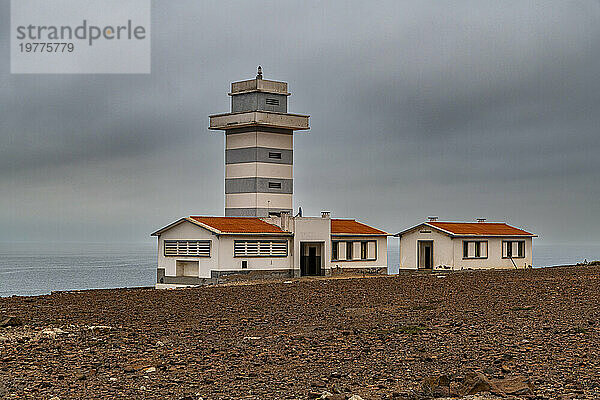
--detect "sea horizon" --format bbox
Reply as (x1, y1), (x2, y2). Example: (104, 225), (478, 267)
(1, 241), (599, 297)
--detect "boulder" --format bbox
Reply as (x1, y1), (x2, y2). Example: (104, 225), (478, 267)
(494, 375), (534, 395)
(421, 374), (452, 398)
(458, 372), (502, 396)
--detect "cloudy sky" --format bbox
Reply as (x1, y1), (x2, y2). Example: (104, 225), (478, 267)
(1, 1), (599, 245)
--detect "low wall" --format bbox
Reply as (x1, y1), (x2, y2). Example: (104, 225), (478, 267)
(157, 268), (296, 286)
(329, 266), (388, 276)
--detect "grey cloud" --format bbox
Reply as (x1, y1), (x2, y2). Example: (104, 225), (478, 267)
(1, 0), (599, 244)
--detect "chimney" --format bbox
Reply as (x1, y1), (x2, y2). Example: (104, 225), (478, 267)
(428, 216), (438, 222)
(280, 210), (291, 231)
(321, 211), (331, 219)
(477, 218), (486, 223)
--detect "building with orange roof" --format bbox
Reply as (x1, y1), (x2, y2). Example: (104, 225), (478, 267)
(151, 69), (389, 287)
(395, 217), (537, 271)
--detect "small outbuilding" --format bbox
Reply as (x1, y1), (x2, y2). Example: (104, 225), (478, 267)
(396, 217), (537, 271)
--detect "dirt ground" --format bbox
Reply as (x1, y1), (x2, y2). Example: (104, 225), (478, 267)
(1, 265), (599, 399)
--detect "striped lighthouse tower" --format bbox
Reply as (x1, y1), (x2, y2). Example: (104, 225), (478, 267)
(209, 67), (310, 217)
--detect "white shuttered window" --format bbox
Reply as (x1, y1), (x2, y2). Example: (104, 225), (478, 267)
(234, 240), (288, 257)
(164, 240), (211, 257)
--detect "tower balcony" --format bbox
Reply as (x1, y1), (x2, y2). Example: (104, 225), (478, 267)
(209, 111), (310, 131)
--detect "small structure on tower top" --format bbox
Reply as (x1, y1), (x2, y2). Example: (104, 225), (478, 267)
(256, 66), (262, 79)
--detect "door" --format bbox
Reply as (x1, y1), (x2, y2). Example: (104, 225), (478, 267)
(300, 243), (322, 276)
(418, 241), (433, 269)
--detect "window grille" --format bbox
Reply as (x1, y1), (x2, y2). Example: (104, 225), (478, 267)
(164, 240), (210, 257)
(234, 240), (288, 257)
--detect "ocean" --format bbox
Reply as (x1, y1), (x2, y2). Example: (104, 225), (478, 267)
(1, 242), (599, 297)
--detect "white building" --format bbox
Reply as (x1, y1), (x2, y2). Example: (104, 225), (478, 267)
(151, 212), (388, 287)
(396, 217), (537, 271)
(151, 68), (389, 287)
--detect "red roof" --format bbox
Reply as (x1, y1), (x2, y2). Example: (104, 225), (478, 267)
(190, 217), (287, 234)
(428, 222), (534, 236)
(331, 219), (388, 235)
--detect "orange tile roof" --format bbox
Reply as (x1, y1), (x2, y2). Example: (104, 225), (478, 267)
(190, 216), (287, 234)
(331, 219), (388, 235)
(428, 222), (534, 236)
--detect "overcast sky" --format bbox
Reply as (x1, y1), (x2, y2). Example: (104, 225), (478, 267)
(1, 1), (599, 245)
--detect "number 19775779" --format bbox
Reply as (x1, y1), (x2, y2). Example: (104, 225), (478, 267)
(19, 42), (74, 52)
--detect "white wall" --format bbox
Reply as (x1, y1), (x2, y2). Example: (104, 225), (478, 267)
(226, 163), (293, 179)
(225, 131), (293, 150)
(158, 221), (218, 278)
(292, 217), (331, 273)
(158, 220), (296, 277)
(399, 224), (533, 270)
(331, 236), (388, 270)
(451, 237), (533, 269)
(399, 225), (454, 270)
(216, 235), (293, 271)
(226, 193), (292, 209)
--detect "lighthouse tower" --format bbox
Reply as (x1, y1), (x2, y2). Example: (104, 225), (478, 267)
(209, 67), (310, 217)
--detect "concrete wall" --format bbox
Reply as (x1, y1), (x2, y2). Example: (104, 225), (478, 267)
(157, 221), (218, 279)
(216, 235), (293, 271)
(399, 224), (533, 270)
(292, 217), (331, 275)
(451, 237), (533, 269)
(226, 163), (293, 180)
(232, 92), (288, 113)
(226, 130), (293, 150)
(157, 220), (295, 282)
(399, 226), (453, 270)
(226, 193), (292, 210)
(225, 177), (293, 194)
(225, 129), (294, 217)
(330, 236), (388, 271)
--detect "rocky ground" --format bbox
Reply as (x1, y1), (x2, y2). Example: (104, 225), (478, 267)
(1, 265), (599, 399)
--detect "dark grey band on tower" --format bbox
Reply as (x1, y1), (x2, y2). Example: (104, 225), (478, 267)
(226, 147), (293, 165)
(226, 208), (293, 217)
(226, 177), (293, 194)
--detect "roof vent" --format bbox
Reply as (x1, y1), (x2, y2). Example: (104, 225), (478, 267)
(321, 211), (331, 219)
(428, 216), (438, 222)
(477, 218), (486, 223)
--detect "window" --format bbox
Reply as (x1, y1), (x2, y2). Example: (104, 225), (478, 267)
(265, 98), (280, 105)
(518, 241), (525, 258)
(333, 240), (376, 261)
(268, 182), (282, 189)
(462, 241), (487, 259)
(234, 240), (288, 257)
(268, 152), (282, 159)
(346, 241), (353, 260)
(361, 242), (368, 260)
(164, 240), (210, 257)
(503, 240), (525, 258)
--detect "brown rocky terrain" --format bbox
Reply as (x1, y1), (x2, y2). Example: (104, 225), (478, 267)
(1, 265), (599, 399)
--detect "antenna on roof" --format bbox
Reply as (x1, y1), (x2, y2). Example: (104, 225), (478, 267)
(256, 66), (263, 79)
